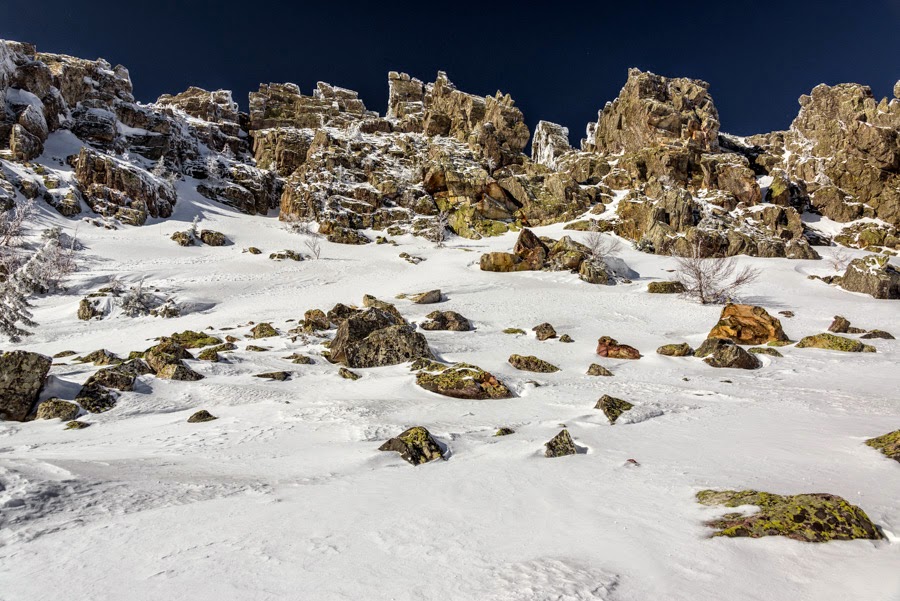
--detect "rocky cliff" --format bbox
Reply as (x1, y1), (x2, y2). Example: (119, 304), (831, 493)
(2, 38), (898, 256)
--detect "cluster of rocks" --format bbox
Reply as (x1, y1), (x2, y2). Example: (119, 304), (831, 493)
(4, 38), (897, 271)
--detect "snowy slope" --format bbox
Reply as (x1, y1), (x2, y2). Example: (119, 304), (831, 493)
(1, 164), (899, 601)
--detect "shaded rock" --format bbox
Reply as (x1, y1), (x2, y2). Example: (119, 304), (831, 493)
(596, 336), (641, 359)
(860, 330), (895, 340)
(65, 420), (90, 430)
(708, 304), (789, 345)
(378, 426), (444, 466)
(796, 333), (875, 353)
(508, 354), (559, 373)
(245, 345), (268, 352)
(559, 334), (574, 343)
(494, 427), (515, 437)
(35, 398), (80, 421)
(157, 363), (204, 381)
(595, 395), (634, 424)
(197, 349), (219, 362)
(697, 489), (883, 542)
(866, 430), (900, 463)
(533, 322), (557, 341)
(324, 224), (371, 245)
(828, 315), (851, 333)
(77, 298), (101, 320)
(415, 362), (512, 400)
(199, 230), (227, 246)
(421, 310), (471, 332)
(52, 351), (77, 359)
(286, 353), (314, 365)
(749, 347), (783, 357)
(694, 337), (733, 358)
(657, 343), (694, 357)
(254, 371), (291, 381)
(251, 323), (279, 338)
(75, 382), (118, 413)
(87, 359), (151, 391)
(544, 429), (577, 458)
(338, 367), (360, 380)
(145, 339), (194, 373)
(171, 231), (193, 246)
(503, 328), (526, 335)
(586, 364), (613, 377)
(168, 330), (222, 349)
(187, 410), (217, 423)
(302, 309), (330, 331)
(269, 250), (303, 261)
(0, 350), (52, 421)
(75, 349), (121, 366)
(703, 342), (762, 369)
(838, 255), (900, 299)
(411, 289), (442, 304)
(648, 281), (685, 294)
(329, 309), (431, 368)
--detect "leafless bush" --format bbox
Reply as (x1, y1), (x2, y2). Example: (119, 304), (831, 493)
(120, 278), (155, 317)
(675, 238), (760, 304)
(433, 211), (450, 248)
(828, 246), (852, 272)
(0, 198), (36, 248)
(304, 235), (322, 260)
(584, 226), (621, 267)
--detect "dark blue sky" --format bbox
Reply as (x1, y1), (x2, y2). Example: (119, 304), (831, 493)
(2, 1), (898, 143)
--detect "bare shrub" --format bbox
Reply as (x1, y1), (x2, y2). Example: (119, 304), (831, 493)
(584, 225), (621, 268)
(433, 210), (450, 248)
(304, 235), (322, 260)
(675, 238), (760, 304)
(828, 246), (852, 272)
(0, 198), (36, 248)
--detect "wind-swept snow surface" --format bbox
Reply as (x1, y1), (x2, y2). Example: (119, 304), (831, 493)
(1, 183), (899, 601)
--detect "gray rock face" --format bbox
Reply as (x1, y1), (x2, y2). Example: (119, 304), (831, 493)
(838, 255), (900, 299)
(0, 350), (52, 421)
(328, 308), (432, 368)
(702, 341), (762, 370)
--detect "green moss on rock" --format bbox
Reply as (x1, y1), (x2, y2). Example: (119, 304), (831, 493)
(167, 330), (222, 349)
(378, 426), (444, 465)
(796, 333), (876, 353)
(595, 395), (634, 424)
(508, 354), (560, 373)
(749, 347), (783, 357)
(415, 362), (512, 400)
(865, 430), (900, 463)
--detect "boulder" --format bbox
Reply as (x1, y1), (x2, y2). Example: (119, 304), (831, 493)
(595, 395), (634, 424)
(75, 382), (118, 413)
(532, 322), (557, 341)
(302, 309), (330, 331)
(749, 347), (783, 357)
(199, 230), (227, 246)
(329, 308), (432, 368)
(707, 304), (789, 345)
(254, 371), (292, 381)
(156, 363), (204, 381)
(251, 323), (278, 338)
(544, 429), (577, 458)
(860, 330), (894, 340)
(338, 367), (360, 380)
(656, 343), (694, 357)
(145, 339), (194, 373)
(415, 361), (512, 400)
(596, 336), (641, 359)
(838, 256), (900, 299)
(648, 281), (685, 294)
(508, 354), (559, 373)
(586, 364), (613, 377)
(35, 398), (80, 421)
(866, 430), (900, 463)
(411, 289), (442, 304)
(168, 331), (222, 349)
(187, 410), (217, 423)
(420, 311), (472, 332)
(494, 427), (515, 436)
(828, 315), (851, 333)
(795, 333), (875, 353)
(0, 350), (52, 421)
(697, 489), (883, 542)
(378, 426), (444, 466)
(703, 342), (762, 369)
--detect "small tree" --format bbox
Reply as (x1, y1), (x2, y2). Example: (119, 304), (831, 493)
(206, 154), (220, 179)
(828, 246), (852, 272)
(304, 234), (322, 260)
(151, 157), (168, 179)
(0, 198), (36, 248)
(433, 211), (450, 248)
(190, 215), (201, 240)
(584, 224), (621, 269)
(675, 238), (760, 304)
(120, 278), (154, 317)
(0, 267), (36, 342)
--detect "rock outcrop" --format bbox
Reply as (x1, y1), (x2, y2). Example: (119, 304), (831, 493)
(328, 307), (432, 368)
(707, 304), (789, 345)
(0, 350), (52, 421)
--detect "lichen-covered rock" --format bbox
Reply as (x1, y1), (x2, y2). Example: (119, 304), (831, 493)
(749, 347), (783, 357)
(75, 349), (121, 366)
(171, 231), (193, 246)
(77, 298), (101, 320)
(494, 427), (515, 437)
(199, 230), (227, 246)
(378, 426), (444, 466)
(420, 310), (472, 332)
(866, 430), (900, 463)
(410, 289), (442, 304)
(479, 229), (550, 272)
(145, 339), (194, 374)
(254, 371), (291, 381)
(302, 309), (330, 331)
(0, 350), (52, 421)
(35, 398), (80, 421)
(837, 255), (900, 299)
(75, 382), (118, 413)
(86, 359), (151, 391)
(544, 429), (577, 458)
(596, 336), (641, 359)
(329, 308), (432, 368)
(559, 334), (574, 343)
(697, 489), (883, 542)
(648, 281), (685, 294)
(703, 342), (762, 369)
(156, 363), (204, 381)
(168, 330), (222, 349)
(795, 333), (876, 353)
(251, 323), (278, 339)
(187, 410), (217, 423)
(595, 395), (634, 424)
(828, 315), (852, 333)
(65, 420), (90, 430)
(508, 354), (560, 373)
(656, 343), (694, 357)
(337, 367), (360, 380)
(415, 362), (512, 400)
(860, 330), (895, 340)
(707, 304), (789, 345)
(586, 364), (613, 377)
(533, 322), (557, 341)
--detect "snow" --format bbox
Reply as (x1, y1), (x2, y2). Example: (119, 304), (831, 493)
(0, 164), (899, 600)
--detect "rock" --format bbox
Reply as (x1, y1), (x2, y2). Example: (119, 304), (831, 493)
(251, 323), (278, 338)
(828, 315), (851, 333)
(302, 309), (330, 331)
(838, 255), (900, 299)
(411, 289), (442, 304)
(503, 328), (526, 335)
(508, 354), (560, 373)
(415, 361), (512, 400)
(479, 229), (550, 272)
(532, 322), (557, 341)
(145, 339), (194, 374)
(648, 281), (685, 294)
(378, 426), (444, 466)
(544, 429), (577, 458)
(254, 371), (291, 381)
(246, 247), (262, 255)
(694, 338), (732, 358)
(187, 410), (217, 423)
(532, 120), (572, 169)
(286, 353), (314, 365)
(35, 398), (80, 421)
(703, 342), (762, 369)
(171, 231), (194, 246)
(168, 330), (222, 348)
(595, 395), (634, 424)
(65, 420), (90, 430)
(52, 351), (77, 359)
(420, 310), (472, 332)
(87, 359), (152, 391)
(559, 334), (574, 343)
(795, 333), (876, 353)
(324, 224), (371, 245)
(361, 295), (407, 324)
(656, 343), (694, 357)
(329, 308), (432, 368)
(586, 364), (613, 377)
(245, 345), (268, 352)
(338, 367), (360, 380)
(75, 382), (118, 413)
(77, 298), (101, 320)
(707, 304), (789, 345)
(156, 363), (204, 381)
(494, 427), (515, 437)
(0, 350), (52, 421)
(199, 230), (227, 246)
(595, 336), (641, 360)
(75, 349), (121, 366)
(269, 250), (303, 261)
(697, 489), (883, 542)
(197, 349), (219, 362)
(749, 347), (783, 357)
(860, 330), (895, 340)
(866, 430), (900, 463)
